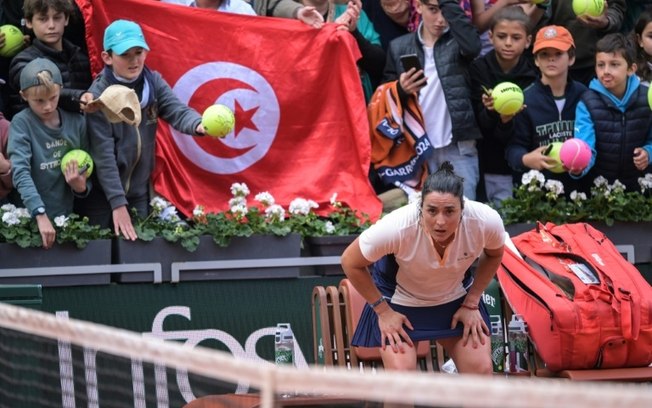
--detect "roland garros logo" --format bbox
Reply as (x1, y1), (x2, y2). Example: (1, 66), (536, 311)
(169, 62), (280, 174)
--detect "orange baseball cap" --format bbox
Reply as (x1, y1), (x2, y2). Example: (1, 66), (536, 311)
(533, 26), (575, 54)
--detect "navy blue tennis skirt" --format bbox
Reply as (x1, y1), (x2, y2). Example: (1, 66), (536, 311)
(351, 295), (491, 347)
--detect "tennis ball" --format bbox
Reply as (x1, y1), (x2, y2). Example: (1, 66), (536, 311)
(202, 104), (235, 138)
(0, 24), (24, 58)
(545, 142), (565, 173)
(572, 0), (604, 17)
(648, 85), (652, 110)
(560, 138), (591, 173)
(61, 149), (94, 177)
(530, 0), (546, 4)
(492, 82), (524, 116)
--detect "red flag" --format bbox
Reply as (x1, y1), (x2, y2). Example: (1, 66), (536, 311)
(76, 0), (381, 220)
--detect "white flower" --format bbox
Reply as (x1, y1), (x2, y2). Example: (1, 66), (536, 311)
(330, 193), (338, 205)
(193, 205), (205, 217)
(638, 174), (652, 191)
(255, 192), (275, 207)
(570, 191), (587, 201)
(1, 203), (16, 212)
(522, 170), (545, 186)
(593, 176), (609, 188)
(229, 196), (247, 208)
(230, 182), (250, 197)
(15, 208), (30, 219)
(265, 204), (285, 222)
(544, 180), (565, 196)
(611, 180), (626, 193)
(159, 206), (180, 223)
(54, 215), (69, 228)
(2, 212), (19, 226)
(289, 198), (319, 215)
(324, 221), (335, 234)
(231, 203), (248, 217)
(150, 196), (171, 213)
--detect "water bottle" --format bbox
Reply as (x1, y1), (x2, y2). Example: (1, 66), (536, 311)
(274, 323), (294, 366)
(490, 315), (505, 373)
(507, 314), (529, 373)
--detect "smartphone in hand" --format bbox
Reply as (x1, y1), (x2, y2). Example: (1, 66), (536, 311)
(400, 54), (427, 84)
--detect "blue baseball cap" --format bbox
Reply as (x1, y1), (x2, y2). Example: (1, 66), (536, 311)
(103, 20), (150, 55)
(20, 58), (63, 91)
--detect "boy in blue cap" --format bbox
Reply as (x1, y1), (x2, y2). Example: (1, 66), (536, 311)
(79, 20), (206, 241)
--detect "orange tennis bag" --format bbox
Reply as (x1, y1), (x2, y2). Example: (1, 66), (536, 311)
(497, 222), (652, 372)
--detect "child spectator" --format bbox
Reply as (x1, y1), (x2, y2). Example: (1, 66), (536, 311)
(634, 9), (652, 85)
(573, 33), (652, 192)
(80, 20), (206, 241)
(7, 58), (89, 248)
(469, 6), (537, 206)
(382, 0), (482, 200)
(465, 0), (547, 56)
(505, 25), (588, 192)
(8, 0), (92, 117)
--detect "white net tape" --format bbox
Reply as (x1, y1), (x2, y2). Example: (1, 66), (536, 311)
(0, 302), (650, 408)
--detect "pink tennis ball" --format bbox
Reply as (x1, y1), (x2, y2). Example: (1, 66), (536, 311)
(560, 138), (591, 173)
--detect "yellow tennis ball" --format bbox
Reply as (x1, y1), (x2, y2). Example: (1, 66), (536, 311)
(61, 149), (94, 177)
(202, 104), (235, 138)
(648, 84), (652, 110)
(530, 0), (546, 4)
(0, 24), (24, 58)
(572, 0), (604, 17)
(492, 82), (524, 116)
(545, 142), (565, 173)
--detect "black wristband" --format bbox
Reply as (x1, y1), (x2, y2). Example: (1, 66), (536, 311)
(370, 297), (387, 308)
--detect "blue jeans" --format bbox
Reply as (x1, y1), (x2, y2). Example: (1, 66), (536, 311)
(426, 140), (479, 200)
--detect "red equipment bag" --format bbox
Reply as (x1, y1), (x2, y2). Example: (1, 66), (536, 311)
(497, 222), (652, 372)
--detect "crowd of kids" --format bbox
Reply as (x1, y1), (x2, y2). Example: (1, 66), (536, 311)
(1, 0), (652, 248)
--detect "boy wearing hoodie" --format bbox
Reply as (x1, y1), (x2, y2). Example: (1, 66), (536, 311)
(469, 6), (537, 206)
(573, 33), (652, 192)
(505, 25), (588, 193)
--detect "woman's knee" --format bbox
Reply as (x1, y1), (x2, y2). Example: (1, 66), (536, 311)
(453, 351), (493, 375)
(380, 345), (418, 371)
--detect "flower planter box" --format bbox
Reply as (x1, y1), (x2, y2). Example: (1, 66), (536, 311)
(304, 235), (357, 276)
(114, 234), (302, 283)
(0, 240), (112, 287)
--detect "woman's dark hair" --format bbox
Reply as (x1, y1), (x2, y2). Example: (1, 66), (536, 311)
(634, 10), (652, 82)
(419, 162), (465, 209)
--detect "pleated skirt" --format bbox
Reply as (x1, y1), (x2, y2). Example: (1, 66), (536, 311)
(351, 296), (490, 347)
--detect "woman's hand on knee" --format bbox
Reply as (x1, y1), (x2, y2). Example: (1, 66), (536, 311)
(378, 309), (414, 353)
(451, 308), (489, 348)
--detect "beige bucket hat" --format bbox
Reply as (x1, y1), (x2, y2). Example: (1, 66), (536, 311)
(89, 84), (141, 126)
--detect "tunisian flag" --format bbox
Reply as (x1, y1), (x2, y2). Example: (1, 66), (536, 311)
(76, 0), (381, 219)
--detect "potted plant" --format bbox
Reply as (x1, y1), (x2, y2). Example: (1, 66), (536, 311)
(498, 170), (652, 264)
(0, 204), (113, 286)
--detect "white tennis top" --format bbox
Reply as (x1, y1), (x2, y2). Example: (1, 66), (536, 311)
(359, 199), (505, 307)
